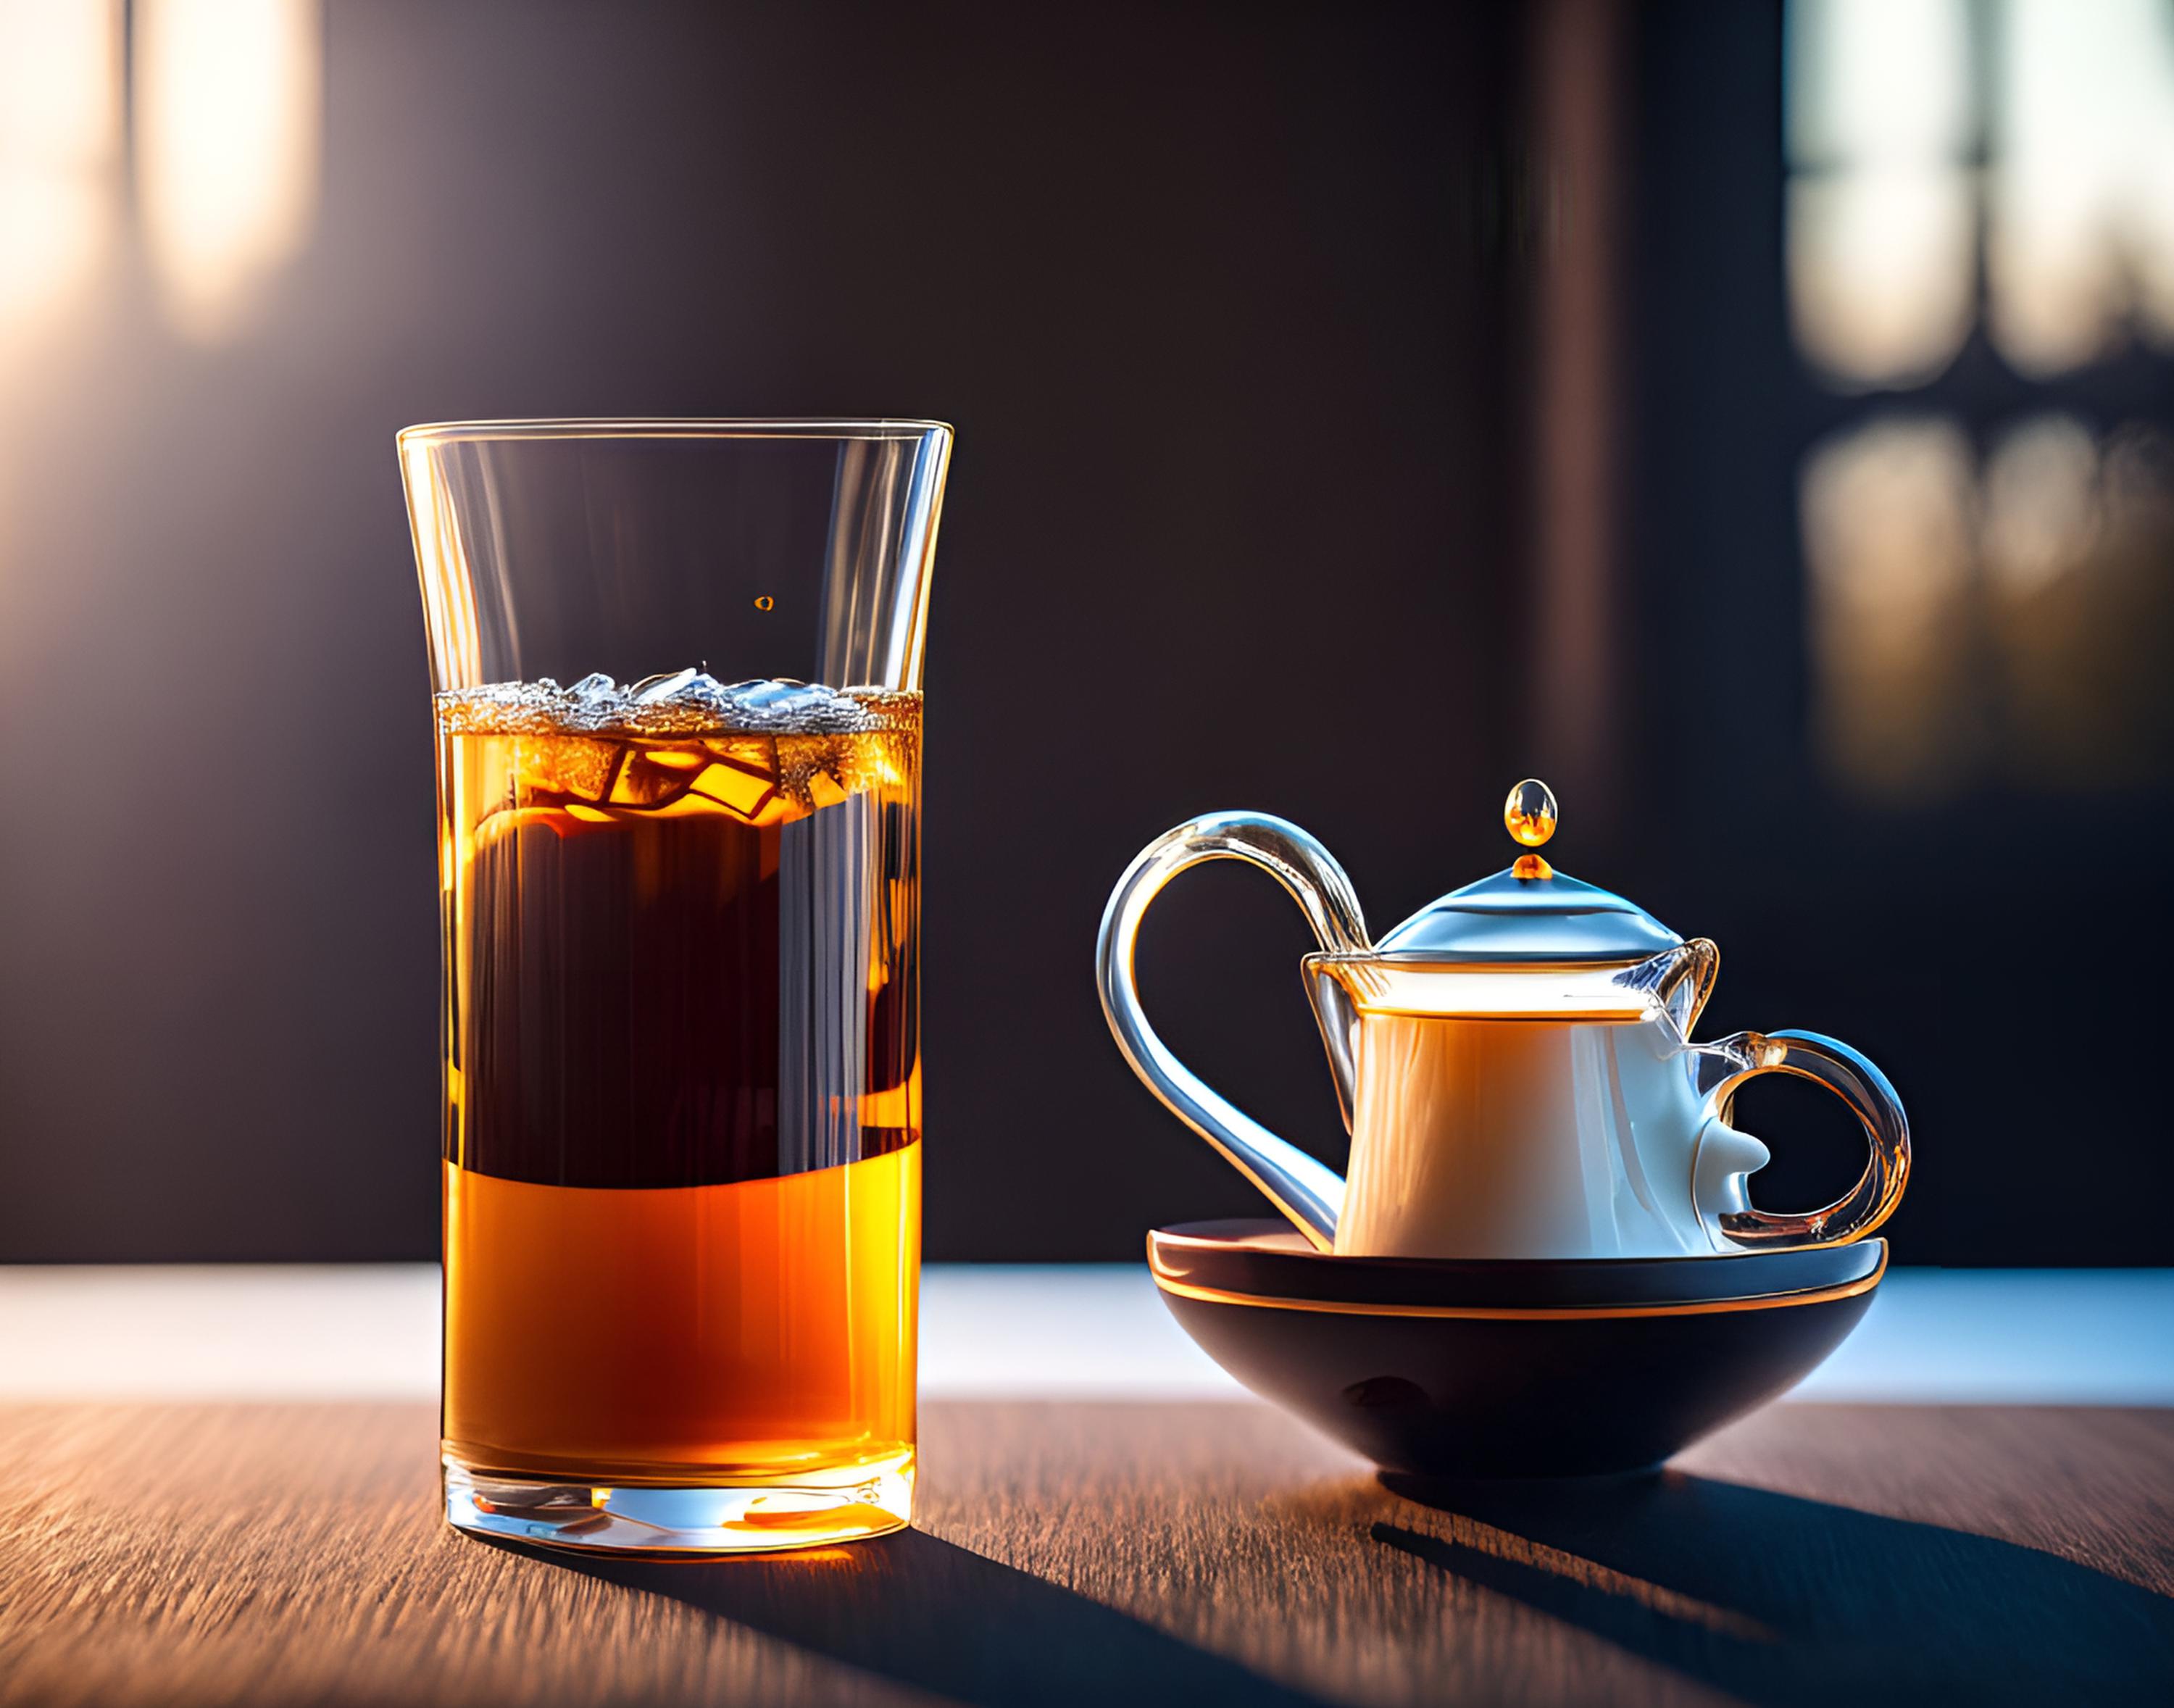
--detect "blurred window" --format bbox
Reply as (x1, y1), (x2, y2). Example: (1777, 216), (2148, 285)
(1991, 0), (2174, 375)
(1786, 0), (2174, 799)
(1786, 0), (1974, 388)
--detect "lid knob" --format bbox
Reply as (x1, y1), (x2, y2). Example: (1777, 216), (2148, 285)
(1504, 778), (1557, 880)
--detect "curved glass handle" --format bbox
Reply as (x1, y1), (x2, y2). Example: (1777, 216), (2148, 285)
(1095, 812), (1369, 1252)
(1698, 1028), (1911, 1249)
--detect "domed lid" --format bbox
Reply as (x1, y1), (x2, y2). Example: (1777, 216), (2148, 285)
(1371, 780), (1684, 963)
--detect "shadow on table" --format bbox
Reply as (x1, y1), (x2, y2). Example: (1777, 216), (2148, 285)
(1376, 1465), (2174, 1708)
(495, 1528), (1328, 1708)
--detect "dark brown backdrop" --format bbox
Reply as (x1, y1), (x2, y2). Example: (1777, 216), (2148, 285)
(0, 1), (2167, 1264)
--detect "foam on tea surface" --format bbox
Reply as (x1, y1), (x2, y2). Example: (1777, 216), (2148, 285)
(436, 670), (917, 737)
(436, 672), (920, 824)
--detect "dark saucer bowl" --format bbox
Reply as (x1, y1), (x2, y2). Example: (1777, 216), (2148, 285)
(1149, 1217), (1883, 1309)
(1151, 1222), (1886, 1479)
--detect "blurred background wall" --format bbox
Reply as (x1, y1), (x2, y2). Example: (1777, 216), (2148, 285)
(0, 0), (2168, 1265)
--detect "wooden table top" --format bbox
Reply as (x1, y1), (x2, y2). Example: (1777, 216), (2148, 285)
(1, 1398), (2169, 1707)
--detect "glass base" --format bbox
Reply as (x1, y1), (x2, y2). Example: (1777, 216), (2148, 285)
(443, 1447), (915, 1554)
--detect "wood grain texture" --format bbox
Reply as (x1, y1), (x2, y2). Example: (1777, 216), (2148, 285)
(0, 1400), (2169, 1707)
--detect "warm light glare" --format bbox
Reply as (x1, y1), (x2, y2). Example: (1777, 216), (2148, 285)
(1788, 1), (2174, 793)
(1803, 420), (1974, 641)
(0, 0), (120, 338)
(1786, 0), (1968, 168)
(1983, 415), (2099, 598)
(1789, 0), (2174, 383)
(134, 0), (320, 342)
(1988, 422), (2174, 786)
(1783, 0), (1973, 389)
(1804, 412), (2174, 796)
(1990, 0), (2174, 374)
(0, 0), (118, 166)
(1788, 167), (1973, 389)
(1802, 418), (1977, 796)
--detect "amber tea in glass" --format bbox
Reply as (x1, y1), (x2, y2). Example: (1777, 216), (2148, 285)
(402, 420), (949, 1553)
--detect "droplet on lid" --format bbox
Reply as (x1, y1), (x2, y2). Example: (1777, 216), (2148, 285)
(1504, 778), (1558, 848)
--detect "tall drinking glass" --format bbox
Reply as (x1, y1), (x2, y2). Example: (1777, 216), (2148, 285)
(399, 420), (949, 1552)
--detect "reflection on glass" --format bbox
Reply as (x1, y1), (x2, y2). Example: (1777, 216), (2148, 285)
(1802, 417), (1978, 796)
(1787, 0), (1968, 164)
(1806, 414), (2174, 797)
(1788, 169), (1973, 389)
(1982, 414), (2099, 599)
(133, 0), (320, 342)
(1990, 0), (2174, 375)
(1787, 0), (2174, 383)
(1785, 0), (1973, 388)
(0, 0), (120, 343)
(1990, 422), (2174, 785)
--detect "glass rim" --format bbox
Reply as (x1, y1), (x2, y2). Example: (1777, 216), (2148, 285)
(397, 416), (953, 448)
